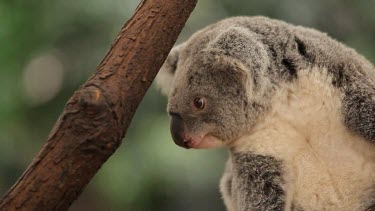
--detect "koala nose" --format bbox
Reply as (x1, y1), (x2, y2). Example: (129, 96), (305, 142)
(169, 112), (189, 148)
(169, 112), (181, 118)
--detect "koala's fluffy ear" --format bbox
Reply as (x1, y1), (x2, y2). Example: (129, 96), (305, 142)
(155, 43), (185, 96)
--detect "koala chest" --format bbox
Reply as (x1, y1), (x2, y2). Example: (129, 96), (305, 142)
(221, 69), (375, 211)
(223, 142), (375, 211)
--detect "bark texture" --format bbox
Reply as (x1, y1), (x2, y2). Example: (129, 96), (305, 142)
(0, 0), (197, 210)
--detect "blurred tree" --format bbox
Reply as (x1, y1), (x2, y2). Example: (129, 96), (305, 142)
(0, 0), (197, 210)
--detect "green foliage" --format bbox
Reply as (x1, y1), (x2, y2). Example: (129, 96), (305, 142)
(0, 0), (374, 210)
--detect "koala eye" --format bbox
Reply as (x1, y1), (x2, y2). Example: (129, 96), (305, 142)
(194, 97), (205, 110)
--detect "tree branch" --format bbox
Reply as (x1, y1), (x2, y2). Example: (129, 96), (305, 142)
(0, 0), (197, 210)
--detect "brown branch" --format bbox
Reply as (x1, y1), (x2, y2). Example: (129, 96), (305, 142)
(0, 0), (197, 210)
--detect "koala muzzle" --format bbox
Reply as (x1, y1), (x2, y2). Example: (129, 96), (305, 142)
(169, 112), (190, 149)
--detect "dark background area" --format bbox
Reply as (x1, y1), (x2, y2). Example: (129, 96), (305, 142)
(1, 1), (374, 210)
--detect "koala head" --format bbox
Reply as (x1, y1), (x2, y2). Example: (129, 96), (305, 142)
(156, 24), (273, 149)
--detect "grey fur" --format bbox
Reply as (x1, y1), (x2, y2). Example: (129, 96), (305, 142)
(231, 153), (285, 211)
(156, 16), (375, 210)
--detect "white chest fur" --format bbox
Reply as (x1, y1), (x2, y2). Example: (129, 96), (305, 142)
(231, 67), (375, 210)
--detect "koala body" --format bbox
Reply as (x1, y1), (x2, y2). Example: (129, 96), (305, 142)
(156, 16), (375, 211)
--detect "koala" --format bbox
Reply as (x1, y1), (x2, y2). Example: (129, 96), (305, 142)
(155, 16), (375, 211)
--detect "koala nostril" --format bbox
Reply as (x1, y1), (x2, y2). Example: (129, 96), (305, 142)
(169, 112), (181, 119)
(169, 112), (189, 148)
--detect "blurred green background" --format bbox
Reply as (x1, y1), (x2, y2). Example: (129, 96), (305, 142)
(1, 0), (375, 210)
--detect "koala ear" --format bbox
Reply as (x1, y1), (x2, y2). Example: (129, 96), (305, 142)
(209, 26), (270, 73)
(155, 43), (186, 96)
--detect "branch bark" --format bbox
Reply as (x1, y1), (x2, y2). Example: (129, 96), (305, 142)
(0, 0), (197, 210)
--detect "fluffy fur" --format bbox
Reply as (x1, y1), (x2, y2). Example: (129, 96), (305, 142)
(156, 16), (375, 210)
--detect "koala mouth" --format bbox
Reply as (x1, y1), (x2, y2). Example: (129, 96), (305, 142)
(174, 133), (223, 149)
(170, 113), (223, 149)
(182, 134), (223, 149)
